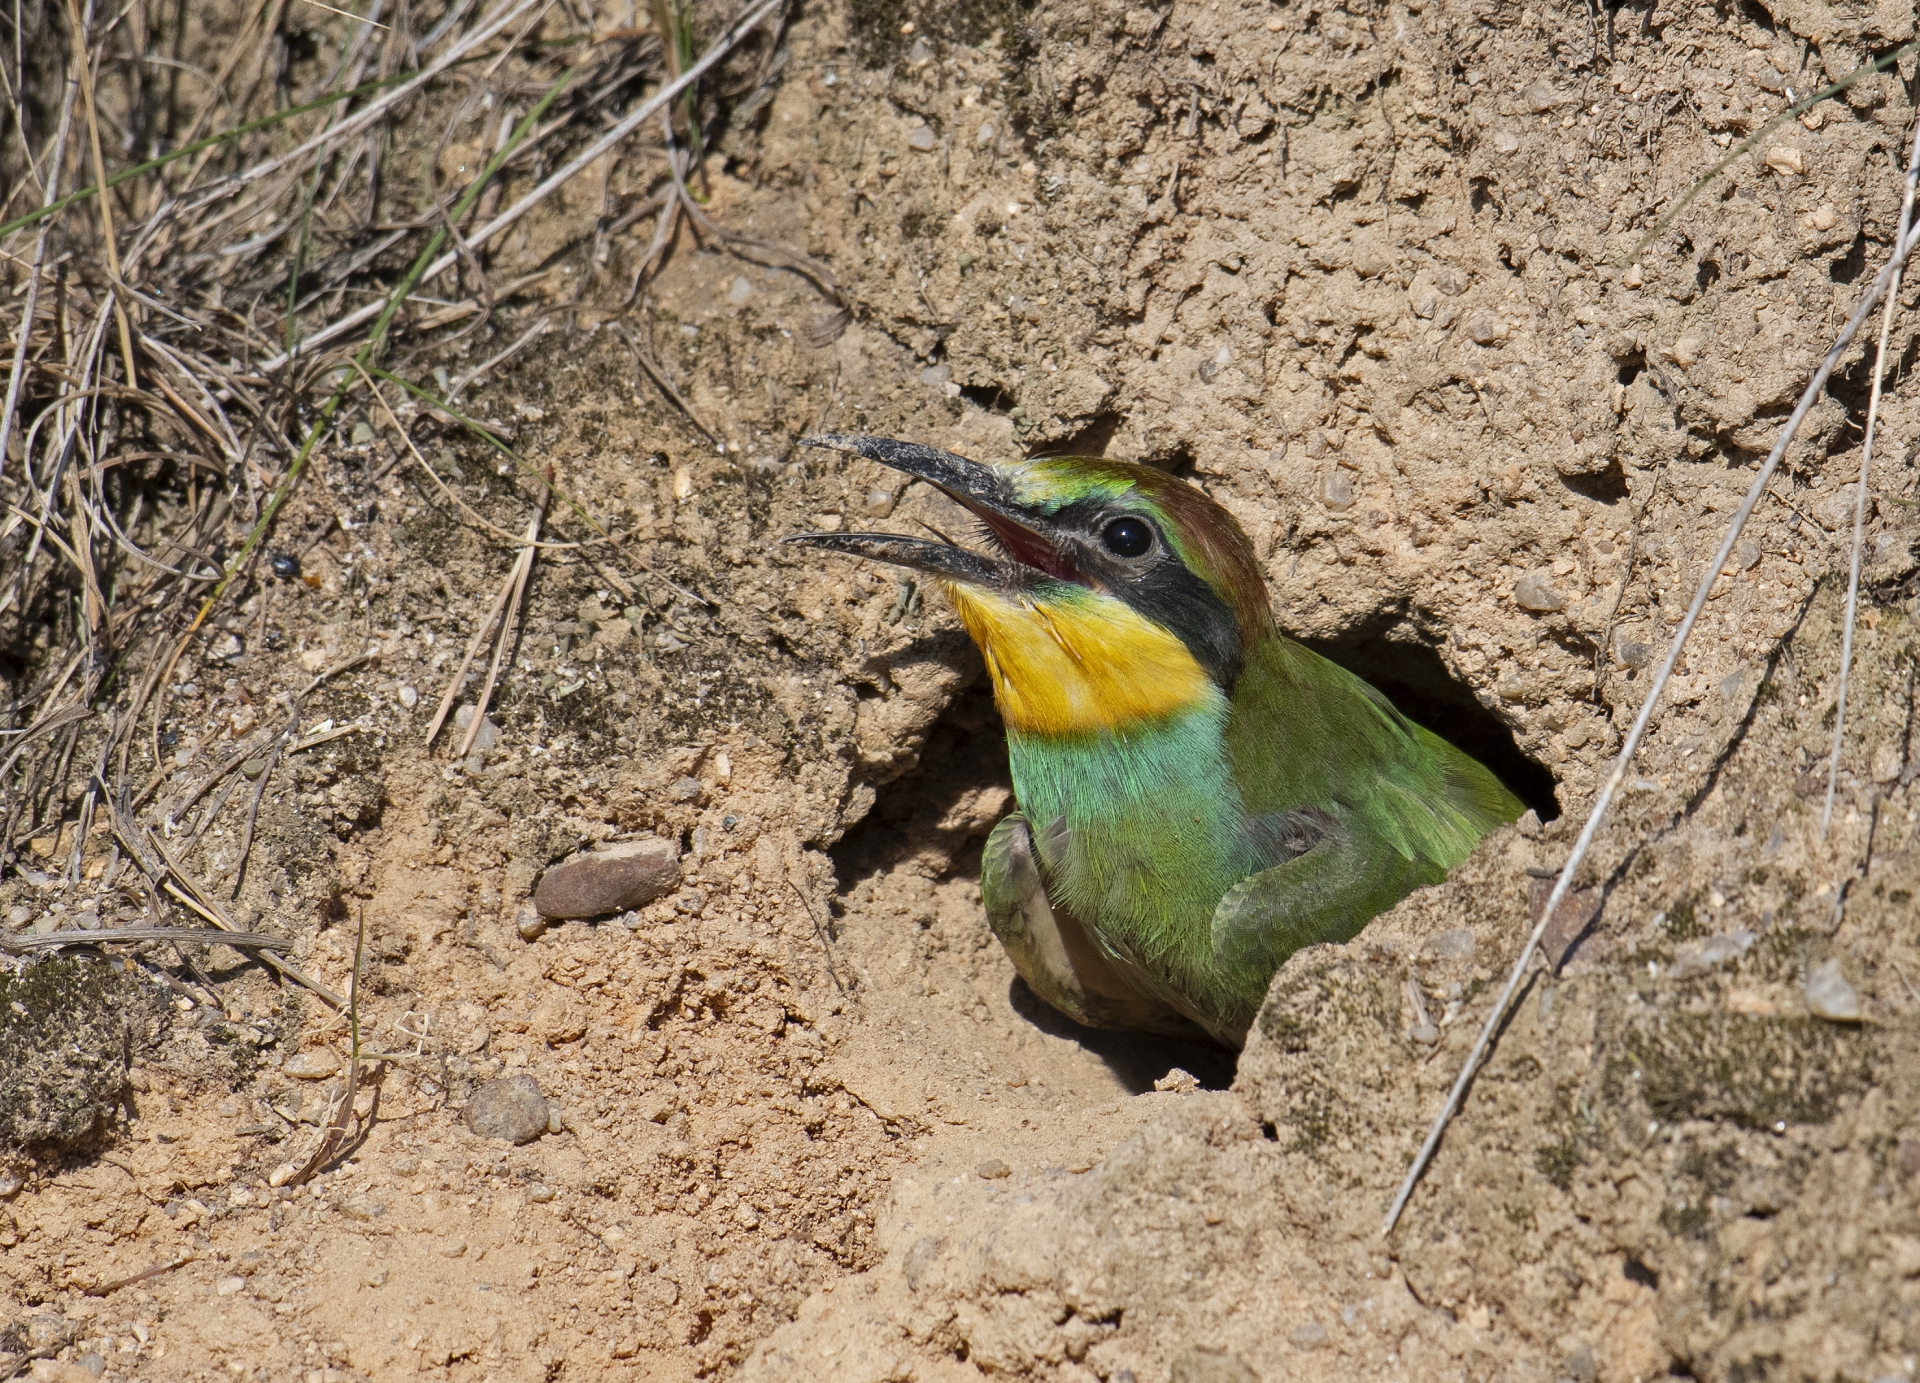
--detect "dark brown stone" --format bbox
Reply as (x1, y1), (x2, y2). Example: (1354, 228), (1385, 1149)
(533, 838), (681, 919)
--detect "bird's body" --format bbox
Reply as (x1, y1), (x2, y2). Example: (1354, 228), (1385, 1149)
(791, 437), (1521, 1047)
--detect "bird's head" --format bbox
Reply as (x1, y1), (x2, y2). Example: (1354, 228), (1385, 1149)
(785, 435), (1275, 736)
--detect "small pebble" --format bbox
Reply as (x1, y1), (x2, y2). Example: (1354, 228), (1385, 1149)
(1764, 144), (1804, 176)
(1524, 80), (1559, 112)
(977, 1158), (1012, 1180)
(215, 1276), (246, 1297)
(452, 705), (501, 754)
(727, 275), (754, 306)
(1319, 471), (1355, 512)
(350, 421), (375, 445)
(975, 121), (997, 149)
(465, 1074), (550, 1145)
(397, 685), (419, 709)
(239, 758), (268, 779)
(527, 1183), (557, 1203)
(907, 35), (933, 65)
(1805, 958), (1861, 1022)
(1467, 312), (1509, 345)
(284, 1049), (342, 1080)
(1171, 1346), (1259, 1382)
(4, 905), (29, 928)
(515, 906), (549, 942)
(1513, 571), (1566, 612)
(534, 838), (682, 920)
(907, 125), (939, 152)
(1289, 1322), (1330, 1350)
(1425, 929), (1476, 962)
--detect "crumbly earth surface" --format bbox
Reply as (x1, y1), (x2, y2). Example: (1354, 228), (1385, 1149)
(5, 0), (1920, 1378)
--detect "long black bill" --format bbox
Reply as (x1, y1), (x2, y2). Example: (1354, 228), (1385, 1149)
(798, 434), (1020, 515)
(781, 530), (1008, 585)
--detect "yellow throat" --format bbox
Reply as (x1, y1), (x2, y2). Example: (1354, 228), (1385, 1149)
(946, 583), (1212, 736)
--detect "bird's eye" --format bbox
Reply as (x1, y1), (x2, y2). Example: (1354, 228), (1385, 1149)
(1101, 517), (1153, 558)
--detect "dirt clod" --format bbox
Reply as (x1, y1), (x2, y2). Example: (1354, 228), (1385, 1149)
(0, 959), (163, 1153)
(462, 1074), (551, 1146)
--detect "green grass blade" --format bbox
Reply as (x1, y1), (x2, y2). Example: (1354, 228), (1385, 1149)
(1628, 38), (1920, 268)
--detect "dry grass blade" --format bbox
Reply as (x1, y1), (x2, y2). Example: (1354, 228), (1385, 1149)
(459, 467), (550, 758)
(1383, 197), (1920, 1240)
(446, 316), (551, 403)
(143, 827), (347, 1009)
(264, 0), (787, 366)
(0, 33), (77, 479)
(620, 321), (719, 445)
(0, 925), (294, 952)
(424, 564), (519, 748)
(62, 0), (138, 391)
(283, 909), (381, 1188)
(1822, 118), (1920, 836)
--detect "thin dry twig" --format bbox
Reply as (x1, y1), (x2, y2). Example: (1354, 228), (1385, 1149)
(1384, 204), (1920, 1240)
(1823, 118), (1920, 835)
(82, 1251), (197, 1298)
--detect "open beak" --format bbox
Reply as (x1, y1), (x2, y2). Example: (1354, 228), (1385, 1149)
(781, 434), (1071, 588)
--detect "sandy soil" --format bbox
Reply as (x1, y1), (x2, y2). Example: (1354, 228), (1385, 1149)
(4, 0), (1920, 1377)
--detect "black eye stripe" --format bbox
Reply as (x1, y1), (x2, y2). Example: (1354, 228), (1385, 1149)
(1101, 517), (1153, 557)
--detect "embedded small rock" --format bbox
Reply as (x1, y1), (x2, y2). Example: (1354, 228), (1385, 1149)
(534, 838), (681, 920)
(1513, 571), (1566, 612)
(1467, 312), (1509, 345)
(1320, 471), (1355, 512)
(465, 1074), (550, 1145)
(1805, 958), (1861, 1023)
(1289, 1321), (1330, 1350)
(1424, 928), (1476, 962)
(906, 125), (938, 152)
(976, 1158), (1012, 1180)
(284, 1048), (342, 1080)
(1170, 1345), (1260, 1383)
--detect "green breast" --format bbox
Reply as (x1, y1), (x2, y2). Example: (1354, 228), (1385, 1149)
(1006, 691), (1256, 997)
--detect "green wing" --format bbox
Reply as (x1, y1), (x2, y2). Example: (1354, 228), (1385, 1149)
(1204, 809), (1445, 1040)
(1227, 636), (1522, 874)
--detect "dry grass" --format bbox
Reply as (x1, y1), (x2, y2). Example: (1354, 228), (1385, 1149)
(0, 0), (787, 1011)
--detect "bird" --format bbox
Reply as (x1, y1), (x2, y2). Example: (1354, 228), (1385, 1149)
(787, 434), (1522, 1048)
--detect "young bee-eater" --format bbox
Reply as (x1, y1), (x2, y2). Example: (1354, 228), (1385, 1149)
(788, 435), (1521, 1048)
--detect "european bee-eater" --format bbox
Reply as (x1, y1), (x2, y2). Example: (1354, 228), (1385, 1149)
(789, 435), (1521, 1047)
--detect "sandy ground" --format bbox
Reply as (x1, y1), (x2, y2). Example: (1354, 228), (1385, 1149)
(4, 0), (1920, 1377)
